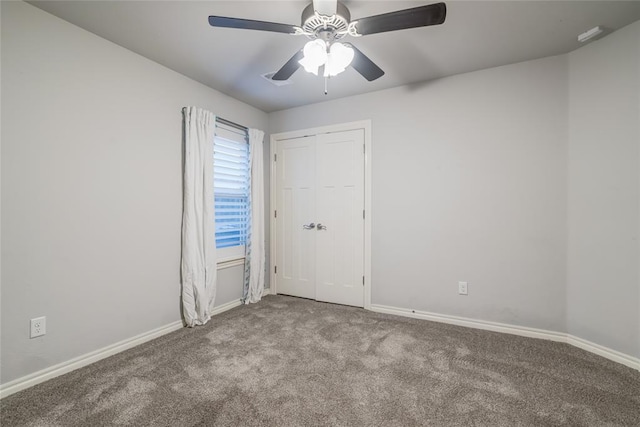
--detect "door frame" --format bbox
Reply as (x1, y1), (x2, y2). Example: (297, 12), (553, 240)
(270, 120), (372, 309)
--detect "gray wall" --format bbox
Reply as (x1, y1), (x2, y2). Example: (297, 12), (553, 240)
(567, 21), (640, 359)
(1, 1), (268, 384)
(270, 55), (569, 333)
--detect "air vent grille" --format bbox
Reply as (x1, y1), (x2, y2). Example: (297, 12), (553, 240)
(261, 72), (293, 86)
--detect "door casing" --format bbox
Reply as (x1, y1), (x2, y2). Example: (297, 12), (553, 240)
(270, 120), (372, 309)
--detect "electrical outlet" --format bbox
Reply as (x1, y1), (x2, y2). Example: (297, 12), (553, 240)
(458, 281), (468, 295)
(30, 316), (46, 338)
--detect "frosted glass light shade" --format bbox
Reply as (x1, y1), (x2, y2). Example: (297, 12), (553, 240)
(298, 40), (328, 75)
(298, 40), (353, 78)
(324, 42), (354, 77)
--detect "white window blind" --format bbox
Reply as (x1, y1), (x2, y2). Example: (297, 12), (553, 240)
(213, 123), (249, 260)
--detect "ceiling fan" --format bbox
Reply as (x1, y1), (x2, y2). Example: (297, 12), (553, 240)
(208, 0), (446, 86)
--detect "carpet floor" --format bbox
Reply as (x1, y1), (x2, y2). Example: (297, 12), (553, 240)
(1, 295), (639, 426)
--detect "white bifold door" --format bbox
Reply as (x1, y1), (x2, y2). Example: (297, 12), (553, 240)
(275, 129), (365, 307)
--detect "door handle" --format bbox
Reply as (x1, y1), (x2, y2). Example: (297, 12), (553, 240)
(303, 223), (316, 229)
(317, 223), (327, 230)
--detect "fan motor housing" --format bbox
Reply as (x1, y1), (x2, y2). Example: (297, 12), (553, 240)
(301, 2), (351, 39)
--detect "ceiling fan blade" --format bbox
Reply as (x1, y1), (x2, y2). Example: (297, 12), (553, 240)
(347, 44), (385, 81)
(354, 2), (446, 36)
(208, 16), (298, 34)
(272, 50), (305, 81)
(313, 0), (337, 16)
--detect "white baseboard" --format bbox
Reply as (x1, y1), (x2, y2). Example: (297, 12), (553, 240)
(210, 298), (243, 315)
(370, 304), (639, 372)
(0, 298), (243, 399)
(566, 334), (640, 371)
(370, 304), (566, 342)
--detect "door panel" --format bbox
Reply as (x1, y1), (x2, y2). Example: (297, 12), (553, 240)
(315, 130), (365, 307)
(276, 136), (316, 299)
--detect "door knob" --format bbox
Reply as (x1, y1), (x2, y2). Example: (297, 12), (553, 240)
(303, 223), (316, 229)
(317, 223), (327, 230)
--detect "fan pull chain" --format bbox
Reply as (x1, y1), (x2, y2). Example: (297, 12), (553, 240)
(324, 76), (328, 95)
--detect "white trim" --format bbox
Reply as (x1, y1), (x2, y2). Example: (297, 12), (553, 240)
(370, 304), (639, 371)
(269, 133), (277, 295)
(263, 287), (272, 296)
(270, 120), (373, 309)
(370, 304), (565, 342)
(566, 334), (640, 371)
(363, 121), (372, 310)
(217, 258), (245, 270)
(210, 298), (243, 316)
(0, 298), (243, 399)
(216, 245), (245, 264)
(272, 120), (373, 141)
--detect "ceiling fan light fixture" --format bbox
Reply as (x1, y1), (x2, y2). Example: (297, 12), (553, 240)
(324, 42), (354, 77)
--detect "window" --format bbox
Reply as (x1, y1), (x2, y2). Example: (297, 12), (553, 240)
(213, 121), (250, 262)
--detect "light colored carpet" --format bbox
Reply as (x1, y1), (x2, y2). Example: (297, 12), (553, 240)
(1, 295), (639, 426)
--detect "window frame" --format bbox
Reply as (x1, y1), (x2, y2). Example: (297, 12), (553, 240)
(213, 121), (250, 263)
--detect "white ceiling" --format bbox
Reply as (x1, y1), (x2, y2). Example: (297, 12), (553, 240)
(28, 1), (640, 113)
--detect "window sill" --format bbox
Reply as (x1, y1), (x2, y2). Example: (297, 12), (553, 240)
(217, 258), (245, 270)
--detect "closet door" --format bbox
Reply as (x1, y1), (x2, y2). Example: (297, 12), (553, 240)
(315, 129), (365, 307)
(274, 129), (365, 307)
(275, 136), (316, 299)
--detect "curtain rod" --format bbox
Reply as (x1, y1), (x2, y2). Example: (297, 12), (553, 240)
(216, 117), (248, 132)
(181, 108), (248, 132)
